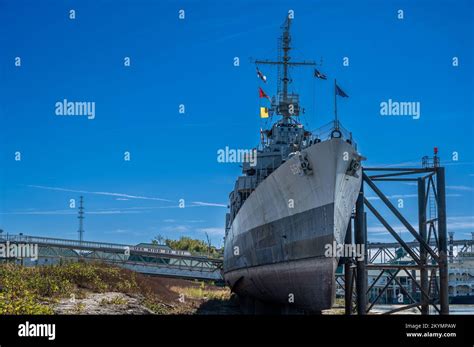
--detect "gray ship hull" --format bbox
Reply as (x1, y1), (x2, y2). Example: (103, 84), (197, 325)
(223, 138), (362, 312)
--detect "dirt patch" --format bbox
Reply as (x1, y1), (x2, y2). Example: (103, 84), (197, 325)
(54, 292), (154, 315)
(134, 275), (234, 314)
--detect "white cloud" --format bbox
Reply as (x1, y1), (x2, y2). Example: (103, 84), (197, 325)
(0, 210), (75, 215)
(27, 185), (173, 202)
(161, 225), (190, 233)
(447, 216), (474, 220)
(366, 161), (420, 168)
(443, 161), (474, 166)
(191, 201), (227, 207)
(366, 194), (418, 201)
(88, 210), (145, 215)
(446, 185), (474, 192)
(447, 216), (474, 231)
(104, 229), (129, 234)
(27, 185), (226, 208)
(164, 219), (205, 223)
(367, 216), (474, 236)
(366, 193), (462, 201)
(0, 209), (146, 215)
(367, 224), (411, 234)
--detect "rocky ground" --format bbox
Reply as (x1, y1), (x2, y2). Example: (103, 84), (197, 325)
(53, 292), (154, 314)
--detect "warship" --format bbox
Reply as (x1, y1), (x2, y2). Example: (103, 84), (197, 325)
(223, 16), (364, 312)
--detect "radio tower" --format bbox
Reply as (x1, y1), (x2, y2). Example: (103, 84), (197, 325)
(78, 196), (84, 242)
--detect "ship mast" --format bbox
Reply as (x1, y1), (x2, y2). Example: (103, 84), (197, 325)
(255, 17), (316, 120)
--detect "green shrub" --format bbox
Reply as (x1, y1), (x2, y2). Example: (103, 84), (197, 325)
(0, 262), (139, 315)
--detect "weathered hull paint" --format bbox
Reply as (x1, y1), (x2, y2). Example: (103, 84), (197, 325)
(224, 138), (362, 312)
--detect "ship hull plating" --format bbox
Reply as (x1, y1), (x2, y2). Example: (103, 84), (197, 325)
(223, 138), (362, 312)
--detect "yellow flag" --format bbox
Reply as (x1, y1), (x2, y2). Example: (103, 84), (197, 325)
(260, 107), (269, 118)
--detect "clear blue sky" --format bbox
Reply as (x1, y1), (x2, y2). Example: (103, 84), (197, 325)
(0, 0), (473, 247)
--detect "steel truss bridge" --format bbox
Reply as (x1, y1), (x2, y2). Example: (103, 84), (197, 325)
(366, 238), (474, 264)
(0, 234), (223, 281)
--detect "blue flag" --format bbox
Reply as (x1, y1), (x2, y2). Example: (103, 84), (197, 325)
(335, 84), (348, 97)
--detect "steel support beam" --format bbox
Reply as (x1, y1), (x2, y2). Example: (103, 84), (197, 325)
(344, 220), (353, 315)
(355, 185), (367, 315)
(418, 177), (429, 314)
(436, 167), (449, 314)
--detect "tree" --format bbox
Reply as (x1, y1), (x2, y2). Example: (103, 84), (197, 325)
(152, 234), (165, 245)
(166, 236), (220, 256)
(205, 232), (212, 255)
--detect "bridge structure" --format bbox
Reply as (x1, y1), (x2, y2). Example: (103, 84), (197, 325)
(335, 236), (473, 307)
(0, 233), (223, 281)
(367, 237), (474, 264)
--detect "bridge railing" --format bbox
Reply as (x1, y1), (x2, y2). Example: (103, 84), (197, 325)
(0, 234), (129, 252)
(0, 234), (223, 262)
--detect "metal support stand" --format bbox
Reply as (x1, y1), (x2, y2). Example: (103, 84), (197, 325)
(346, 155), (449, 315)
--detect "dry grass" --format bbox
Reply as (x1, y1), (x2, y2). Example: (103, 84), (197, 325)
(169, 285), (230, 301)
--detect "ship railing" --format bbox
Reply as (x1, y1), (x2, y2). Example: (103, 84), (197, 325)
(308, 120), (357, 150)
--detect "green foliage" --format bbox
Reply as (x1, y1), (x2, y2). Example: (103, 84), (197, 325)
(0, 262), (139, 315)
(177, 286), (230, 301)
(142, 298), (169, 315)
(0, 264), (54, 314)
(73, 302), (86, 313)
(157, 236), (220, 256)
(0, 292), (54, 315)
